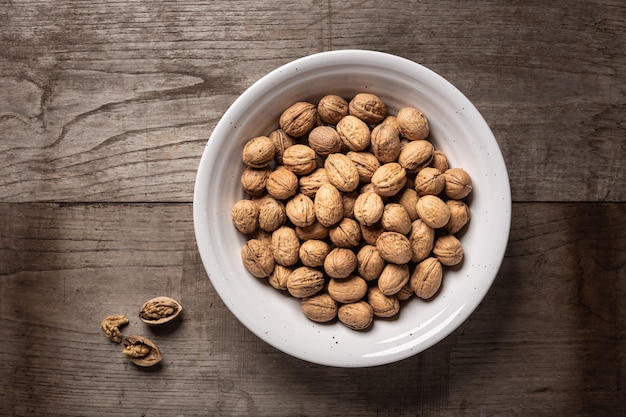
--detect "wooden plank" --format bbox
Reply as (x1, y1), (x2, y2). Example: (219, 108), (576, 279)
(1, 0), (624, 203)
(0, 202), (623, 415)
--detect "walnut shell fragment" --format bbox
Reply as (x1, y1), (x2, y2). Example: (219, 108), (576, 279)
(122, 335), (162, 367)
(139, 296), (183, 326)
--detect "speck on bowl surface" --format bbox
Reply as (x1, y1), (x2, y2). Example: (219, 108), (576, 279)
(193, 50), (511, 367)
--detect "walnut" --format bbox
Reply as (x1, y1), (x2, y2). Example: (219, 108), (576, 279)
(381, 203), (412, 235)
(359, 221), (384, 246)
(139, 297), (182, 326)
(370, 124), (401, 163)
(122, 335), (162, 367)
(410, 257), (443, 299)
(308, 125), (342, 155)
(397, 140), (434, 173)
(433, 234), (464, 266)
(353, 192), (384, 226)
(336, 115), (371, 151)
(371, 162), (407, 197)
(409, 219), (435, 263)
(378, 263), (410, 296)
(298, 168), (328, 198)
(342, 190), (358, 219)
(327, 276), (368, 304)
(338, 301), (373, 331)
(240, 166), (271, 197)
(242, 136), (276, 168)
(396, 188), (420, 221)
(414, 167), (445, 196)
(324, 153), (360, 192)
(268, 264), (292, 291)
(313, 183), (344, 227)
(287, 266), (325, 298)
(279, 101), (318, 137)
(324, 247), (357, 279)
(346, 151), (380, 183)
(445, 199), (471, 234)
(367, 287), (400, 318)
(357, 245), (386, 281)
(268, 129), (296, 164)
(299, 239), (331, 267)
(101, 315), (129, 343)
(376, 231), (412, 264)
(317, 94), (349, 125)
(285, 193), (316, 228)
(329, 217), (362, 248)
(395, 284), (414, 301)
(381, 115), (399, 130)
(295, 221), (329, 241)
(430, 150), (449, 173)
(396, 107), (430, 140)
(282, 144), (318, 175)
(443, 168), (473, 199)
(415, 195), (450, 229)
(301, 293), (339, 323)
(231, 199), (259, 235)
(349, 93), (386, 125)
(266, 168), (299, 200)
(258, 197), (287, 232)
(241, 238), (275, 278)
(271, 226), (300, 267)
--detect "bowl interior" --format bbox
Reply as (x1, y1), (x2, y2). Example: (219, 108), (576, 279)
(194, 50), (511, 367)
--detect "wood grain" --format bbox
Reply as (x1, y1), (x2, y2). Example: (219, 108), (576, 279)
(0, 202), (623, 416)
(1, 0), (624, 203)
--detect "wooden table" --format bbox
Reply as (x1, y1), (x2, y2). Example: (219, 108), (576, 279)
(1, 1), (624, 415)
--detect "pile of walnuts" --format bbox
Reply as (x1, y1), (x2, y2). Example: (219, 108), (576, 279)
(231, 93), (472, 331)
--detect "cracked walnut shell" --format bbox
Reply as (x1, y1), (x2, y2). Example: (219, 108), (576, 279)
(139, 297), (182, 326)
(122, 335), (162, 367)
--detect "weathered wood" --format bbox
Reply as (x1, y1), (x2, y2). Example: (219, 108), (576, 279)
(1, 0), (624, 203)
(0, 202), (623, 416)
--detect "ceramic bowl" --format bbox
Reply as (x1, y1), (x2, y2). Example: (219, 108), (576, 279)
(193, 50), (511, 367)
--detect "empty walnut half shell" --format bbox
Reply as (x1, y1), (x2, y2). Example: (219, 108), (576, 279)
(122, 335), (162, 367)
(139, 296), (183, 325)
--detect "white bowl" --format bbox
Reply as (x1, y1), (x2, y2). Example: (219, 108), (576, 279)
(193, 50), (511, 367)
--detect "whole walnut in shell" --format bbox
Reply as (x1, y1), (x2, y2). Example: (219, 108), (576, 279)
(327, 276), (368, 304)
(367, 287), (400, 318)
(266, 168), (299, 200)
(242, 136), (276, 168)
(410, 257), (443, 299)
(336, 115), (371, 151)
(371, 162), (407, 197)
(285, 193), (316, 228)
(376, 231), (412, 264)
(308, 125), (343, 155)
(324, 153), (360, 192)
(433, 234), (464, 266)
(299, 239), (331, 267)
(287, 266), (325, 298)
(324, 247), (357, 279)
(279, 101), (319, 137)
(317, 94), (349, 125)
(443, 168), (473, 199)
(349, 93), (386, 125)
(396, 106), (430, 140)
(356, 244), (386, 281)
(241, 239), (275, 278)
(231, 199), (259, 235)
(301, 293), (338, 323)
(338, 301), (374, 331)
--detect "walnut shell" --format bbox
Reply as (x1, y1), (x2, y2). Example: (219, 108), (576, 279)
(371, 162), (407, 197)
(414, 167), (445, 196)
(443, 168), (473, 199)
(231, 199), (259, 235)
(299, 239), (331, 268)
(287, 266), (325, 298)
(433, 234), (464, 266)
(376, 231), (412, 264)
(381, 203), (412, 235)
(324, 247), (357, 279)
(266, 168), (299, 200)
(445, 199), (471, 234)
(359, 221), (384, 246)
(409, 257), (443, 299)
(415, 194), (451, 229)
(430, 150), (449, 173)
(367, 287), (400, 318)
(295, 221), (329, 241)
(257, 197), (287, 232)
(240, 166), (271, 197)
(353, 192), (384, 226)
(241, 239), (275, 278)
(268, 264), (292, 291)
(285, 193), (316, 228)
(395, 284), (414, 301)
(396, 188), (420, 221)
(396, 107), (430, 140)
(279, 101), (318, 137)
(397, 140), (434, 173)
(313, 183), (344, 227)
(329, 217), (362, 248)
(349, 93), (386, 125)
(336, 115), (371, 151)
(370, 124), (401, 163)
(317, 94), (349, 125)
(301, 293), (339, 323)
(342, 190), (358, 219)
(409, 219), (435, 263)
(242, 136), (276, 168)
(378, 263), (410, 296)
(268, 129), (296, 165)
(298, 168), (328, 198)
(282, 144), (318, 175)
(338, 301), (373, 331)
(308, 125), (342, 155)
(139, 296), (183, 326)
(346, 151), (380, 183)
(324, 153), (360, 192)
(327, 276), (368, 304)
(271, 226), (300, 267)
(122, 335), (162, 367)
(356, 245), (386, 281)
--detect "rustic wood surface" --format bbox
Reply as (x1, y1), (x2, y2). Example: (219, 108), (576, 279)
(0, 0), (624, 416)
